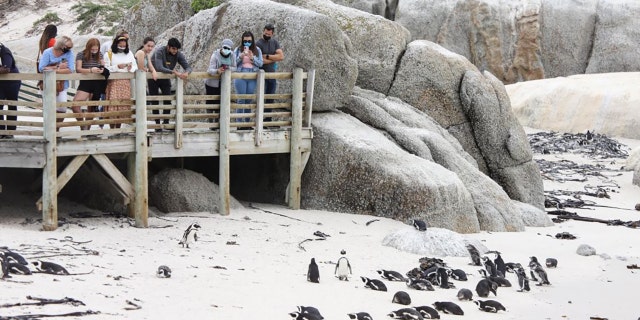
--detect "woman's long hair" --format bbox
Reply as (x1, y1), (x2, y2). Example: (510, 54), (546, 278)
(82, 38), (101, 63)
(38, 24), (57, 53)
(137, 37), (155, 52)
(110, 35), (130, 54)
(240, 31), (259, 55)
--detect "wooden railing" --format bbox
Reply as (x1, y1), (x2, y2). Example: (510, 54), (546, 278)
(0, 69), (315, 142)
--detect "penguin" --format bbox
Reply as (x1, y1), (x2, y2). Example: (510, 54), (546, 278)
(514, 264), (530, 292)
(156, 265), (171, 278)
(435, 267), (453, 289)
(0, 252), (9, 279)
(307, 258), (320, 283)
(493, 252), (507, 276)
(289, 311), (322, 320)
(0, 248), (28, 265)
(392, 291), (411, 305)
(474, 300), (506, 313)
(475, 278), (498, 297)
(481, 256), (498, 277)
(335, 250), (352, 281)
(377, 269), (406, 281)
(412, 219), (427, 231)
(347, 312), (373, 320)
(361, 276), (387, 291)
(530, 263), (550, 286)
(8, 263), (32, 275)
(179, 222), (200, 248)
(414, 306), (440, 319)
(432, 301), (464, 315)
(504, 262), (519, 273)
(465, 244), (482, 266)
(387, 308), (424, 319)
(456, 288), (473, 301)
(297, 306), (324, 319)
(32, 261), (70, 275)
(406, 277), (434, 291)
(586, 130), (594, 142)
(478, 269), (512, 287)
(448, 268), (468, 281)
(545, 258), (558, 268)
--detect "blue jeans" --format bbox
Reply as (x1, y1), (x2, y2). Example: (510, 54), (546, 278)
(234, 69), (256, 123)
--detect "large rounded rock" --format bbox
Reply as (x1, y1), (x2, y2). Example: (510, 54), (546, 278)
(302, 110), (481, 233)
(276, 0), (410, 94)
(624, 147), (640, 171)
(149, 168), (243, 213)
(123, 0), (194, 47)
(507, 72), (640, 140)
(382, 226), (489, 257)
(511, 200), (552, 227)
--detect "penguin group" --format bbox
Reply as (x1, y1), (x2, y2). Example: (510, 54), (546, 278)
(0, 247), (71, 277)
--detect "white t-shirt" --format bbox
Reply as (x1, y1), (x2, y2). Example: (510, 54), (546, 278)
(104, 50), (138, 73)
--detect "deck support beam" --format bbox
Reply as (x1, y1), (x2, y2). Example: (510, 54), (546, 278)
(218, 69), (231, 216)
(288, 68), (304, 209)
(41, 70), (58, 231)
(132, 70), (149, 227)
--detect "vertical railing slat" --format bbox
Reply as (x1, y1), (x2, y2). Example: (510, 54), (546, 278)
(175, 77), (184, 149)
(255, 70), (265, 146)
(303, 69), (315, 127)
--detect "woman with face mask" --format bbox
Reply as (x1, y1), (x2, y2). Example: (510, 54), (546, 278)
(233, 31), (263, 128)
(73, 38), (106, 130)
(205, 38), (237, 129)
(38, 35), (75, 130)
(103, 35), (137, 130)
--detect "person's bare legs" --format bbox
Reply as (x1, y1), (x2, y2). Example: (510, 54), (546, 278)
(73, 90), (91, 130)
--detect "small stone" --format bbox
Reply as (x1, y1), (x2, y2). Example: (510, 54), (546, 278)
(635, 203), (640, 211)
(599, 253), (611, 260)
(577, 244), (597, 256)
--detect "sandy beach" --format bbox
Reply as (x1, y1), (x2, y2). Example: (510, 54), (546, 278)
(1, 129), (639, 320)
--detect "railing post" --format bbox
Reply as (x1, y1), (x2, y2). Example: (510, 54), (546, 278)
(219, 69), (231, 216)
(255, 70), (265, 146)
(175, 77), (184, 149)
(41, 70), (58, 230)
(133, 70), (148, 227)
(303, 69), (316, 127)
(288, 68), (304, 209)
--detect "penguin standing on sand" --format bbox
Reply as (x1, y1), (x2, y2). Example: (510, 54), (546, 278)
(493, 252), (506, 276)
(307, 258), (320, 283)
(529, 263), (550, 286)
(0, 252), (9, 279)
(482, 256), (498, 277)
(179, 222), (201, 248)
(515, 264), (530, 292)
(335, 250), (352, 281)
(466, 244), (482, 266)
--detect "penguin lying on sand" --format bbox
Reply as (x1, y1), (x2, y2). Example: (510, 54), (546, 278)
(414, 305), (440, 319)
(392, 291), (411, 305)
(347, 312), (372, 320)
(475, 300), (506, 313)
(361, 276), (387, 291)
(32, 261), (70, 275)
(433, 301), (464, 315)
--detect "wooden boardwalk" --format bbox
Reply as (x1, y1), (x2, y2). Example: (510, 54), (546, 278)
(0, 69), (315, 230)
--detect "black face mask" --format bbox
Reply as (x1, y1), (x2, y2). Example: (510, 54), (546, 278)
(263, 35), (271, 41)
(62, 47), (70, 53)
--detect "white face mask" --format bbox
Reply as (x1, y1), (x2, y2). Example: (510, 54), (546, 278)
(221, 48), (231, 55)
(117, 46), (126, 52)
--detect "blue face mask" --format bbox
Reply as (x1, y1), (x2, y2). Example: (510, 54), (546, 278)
(221, 48), (231, 55)
(243, 41), (252, 47)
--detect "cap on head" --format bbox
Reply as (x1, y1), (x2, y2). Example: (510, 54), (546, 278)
(221, 38), (233, 49)
(264, 23), (275, 31)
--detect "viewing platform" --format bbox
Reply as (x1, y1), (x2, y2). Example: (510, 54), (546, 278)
(0, 69), (315, 231)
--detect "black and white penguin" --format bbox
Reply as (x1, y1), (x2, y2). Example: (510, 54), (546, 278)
(530, 264), (550, 286)
(414, 306), (440, 319)
(0, 252), (8, 279)
(545, 258), (558, 268)
(307, 258), (320, 283)
(335, 250), (352, 281)
(297, 306), (324, 319)
(448, 268), (468, 281)
(289, 311), (322, 320)
(432, 301), (464, 315)
(392, 291), (411, 305)
(475, 278), (498, 297)
(388, 307), (424, 319)
(474, 300), (506, 313)
(436, 267), (453, 289)
(32, 260), (70, 275)
(377, 269), (406, 281)
(156, 265), (171, 278)
(514, 264), (530, 292)
(456, 288), (473, 301)
(481, 256), (498, 277)
(361, 276), (387, 291)
(0, 248), (28, 265)
(179, 222), (200, 248)
(478, 269), (512, 287)
(493, 252), (507, 277)
(412, 219), (427, 231)
(406, 277), (434, 291)
(347, 312), (373, 320)
(465, 244), (482, 266)
(586, 130), (594, 142)
(9, 263), (32, 275)
(504, 262), (519, 273)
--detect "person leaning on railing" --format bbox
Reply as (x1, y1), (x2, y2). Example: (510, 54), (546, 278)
(103, 35), (137, 130)
(233, 31), (263, 128)
(73, 38), (107, 130)
(38, 36), (75, 131)
(205, 38), (237, 129)
(0, 42), (21, 139)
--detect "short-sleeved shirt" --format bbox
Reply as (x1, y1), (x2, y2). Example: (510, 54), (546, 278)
(76, 51), (103, 69)
(256, 38), (281, 72)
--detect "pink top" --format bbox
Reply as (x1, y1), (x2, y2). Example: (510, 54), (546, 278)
(241, 55), (253, 68)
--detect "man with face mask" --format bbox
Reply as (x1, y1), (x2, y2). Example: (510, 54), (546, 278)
(149, 38), (192, 131)
(204, 39), (237, 129)
(256, 23), (284, 124)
